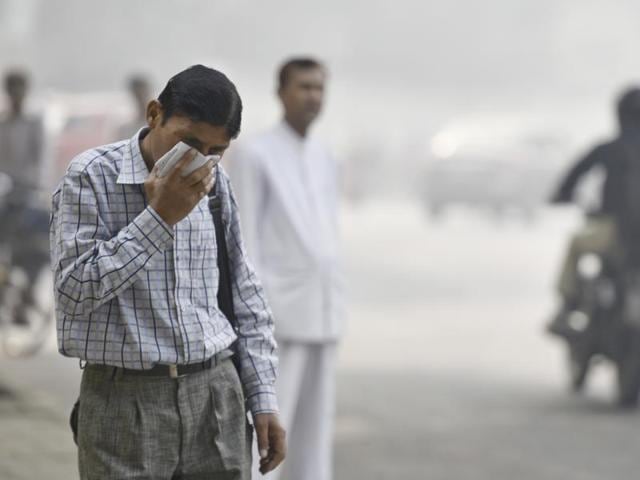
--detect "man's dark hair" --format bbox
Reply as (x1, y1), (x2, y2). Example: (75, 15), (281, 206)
(617, 87), (640, 126)
(4, 70), (28, 92)
(278, 57), (325, 90)
(158, 65), (243, 139)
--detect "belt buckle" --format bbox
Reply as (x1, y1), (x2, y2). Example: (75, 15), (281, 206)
(168, 364), (179, 378)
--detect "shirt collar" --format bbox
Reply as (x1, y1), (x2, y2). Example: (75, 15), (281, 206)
(278, 120), (310, 146)
(117, 127), (151, 184)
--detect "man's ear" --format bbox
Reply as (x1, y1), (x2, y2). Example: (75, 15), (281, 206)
(146, 100), (163, 128)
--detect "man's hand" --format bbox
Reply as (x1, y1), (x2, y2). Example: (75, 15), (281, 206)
(144, 149), (215, 226)
(254, 413), (286, 475)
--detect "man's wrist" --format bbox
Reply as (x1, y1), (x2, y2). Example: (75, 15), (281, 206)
(252, 411), (279, 425)
(148, 201), (177, 227)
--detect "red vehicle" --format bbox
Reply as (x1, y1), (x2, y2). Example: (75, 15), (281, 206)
(44, 93), (129, 184)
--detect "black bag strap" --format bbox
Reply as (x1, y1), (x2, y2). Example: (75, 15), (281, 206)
(208, 169), (244, 378)
(208, 168), (238, 333)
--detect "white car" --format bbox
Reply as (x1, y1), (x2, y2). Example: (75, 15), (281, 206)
(422, 116), (574, 219)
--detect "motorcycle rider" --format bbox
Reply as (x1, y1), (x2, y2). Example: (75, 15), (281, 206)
(0, 70), (47, 326)
(549, 87), (640, 334)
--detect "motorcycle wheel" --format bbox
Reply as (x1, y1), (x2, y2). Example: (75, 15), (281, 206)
(616, 342), (640, 407)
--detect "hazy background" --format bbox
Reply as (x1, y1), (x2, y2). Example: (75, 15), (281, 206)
(2, 1), (640, 479)
(3, 0), (640, 174)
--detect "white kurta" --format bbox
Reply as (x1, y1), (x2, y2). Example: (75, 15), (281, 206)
(227, 121), (345, 343)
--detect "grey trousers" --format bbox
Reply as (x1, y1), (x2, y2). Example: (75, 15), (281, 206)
(77, 358), (252, 480)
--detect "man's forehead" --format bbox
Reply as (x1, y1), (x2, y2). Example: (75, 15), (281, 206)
(171, 118), (230, 145)
(290, 67), (325, 83)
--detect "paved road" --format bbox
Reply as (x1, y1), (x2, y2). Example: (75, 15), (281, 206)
(335, 202), (639, 479)
(335, 371), (640, 480)
(2, 201), (639, 479)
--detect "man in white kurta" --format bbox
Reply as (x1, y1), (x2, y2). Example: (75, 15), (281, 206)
(227, 58), (344, 480)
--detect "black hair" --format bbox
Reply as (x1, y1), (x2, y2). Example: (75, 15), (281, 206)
(278, 57), (325, 90)
(616, 86), (640, 130)
(128, 74), (149, 92)
(158, 65), (243, 139)
(4, 70), (28, 92)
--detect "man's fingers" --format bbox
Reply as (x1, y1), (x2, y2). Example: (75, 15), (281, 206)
(200, 175), (215, 198)
(148, 161), (159, 178)
(255, 421), (270, 461)
(184, 159), (215, 186)
(147, 152), (167, 181)
(259, 425), (286, 474)
(204, 172), (215, 192)
(253, 413), (286, 474)
(188, 172), (214, 201)
(260, 448), (285, 474)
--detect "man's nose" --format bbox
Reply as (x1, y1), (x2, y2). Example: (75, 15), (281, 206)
(309, 90), (323, 103)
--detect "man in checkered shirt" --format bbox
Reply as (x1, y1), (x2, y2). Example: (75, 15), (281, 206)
(50, 65), (285, 479)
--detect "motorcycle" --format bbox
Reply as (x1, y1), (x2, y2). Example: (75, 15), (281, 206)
(550, 243), (640, 406)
